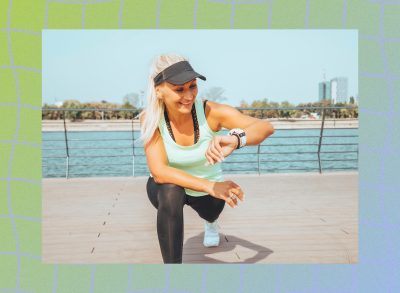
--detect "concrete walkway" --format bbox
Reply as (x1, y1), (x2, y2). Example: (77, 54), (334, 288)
(42, 118), (359, 131)
(42, 172), (358, 264)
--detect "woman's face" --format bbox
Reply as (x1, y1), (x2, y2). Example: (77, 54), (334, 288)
(156, 79), (198, 114)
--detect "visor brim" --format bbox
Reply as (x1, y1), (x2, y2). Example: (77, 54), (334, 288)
(166, 71), (206, 85)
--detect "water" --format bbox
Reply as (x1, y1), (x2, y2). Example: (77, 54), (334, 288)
(42, 129), (358, 178)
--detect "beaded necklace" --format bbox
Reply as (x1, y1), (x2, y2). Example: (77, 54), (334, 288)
(164, 103), (200, 144)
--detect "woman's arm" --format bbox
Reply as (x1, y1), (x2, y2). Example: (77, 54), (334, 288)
(211, 101), (275, 143)
(238, 118), (275, 145)
(205, 101), (275, 164)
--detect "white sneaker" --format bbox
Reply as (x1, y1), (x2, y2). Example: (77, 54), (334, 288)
(203, 220), (220, 247)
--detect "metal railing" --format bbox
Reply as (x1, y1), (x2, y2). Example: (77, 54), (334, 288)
(42, 106), (358, 178)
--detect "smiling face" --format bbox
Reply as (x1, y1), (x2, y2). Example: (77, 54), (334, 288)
(156, 79), (198, 115)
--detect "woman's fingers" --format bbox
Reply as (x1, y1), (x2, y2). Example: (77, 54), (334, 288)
(210, 181), (244, 208)
(213, 137), (225, 157)
(225, 195), (237, 208)
(227, 181), (244, 200)
(205, 138), (224, 165)
(205, 141), (216, 165)
(208, 141), (221, 162)
(230, 186), (244, 202)
(224, 190), (241, 208)
(210, 139), (224, 162)
(204, 150), (213, 165)
(205, 146), (218, 165)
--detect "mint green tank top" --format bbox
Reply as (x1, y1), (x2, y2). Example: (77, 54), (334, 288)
(154, 98), (224, 197)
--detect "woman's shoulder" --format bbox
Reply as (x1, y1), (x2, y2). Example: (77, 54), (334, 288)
(203, 100), (261, 132)
(202, 100), (240, 131)
(202, 100), (223, 132)
(203, 99), (235, 114)
(202, 99), (223, 116)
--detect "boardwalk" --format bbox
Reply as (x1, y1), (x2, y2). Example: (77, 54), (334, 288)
(42, 172), (358, 264)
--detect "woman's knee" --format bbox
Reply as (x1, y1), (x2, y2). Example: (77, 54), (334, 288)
(158, 183), (186, 200)
(204, 210), (222, 223)
(202, 198), (225, 223)
(159, 182), (184, 192)
(147, 177), (160, 209)
(157, 183), (186, 215)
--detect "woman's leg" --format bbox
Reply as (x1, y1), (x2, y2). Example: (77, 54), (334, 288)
(187, 195), (225, 247)
(187, 194), (225, 223)
(146, 177), (186, 263)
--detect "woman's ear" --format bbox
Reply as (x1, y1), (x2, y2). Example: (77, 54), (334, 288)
(156, 87), (163, 100)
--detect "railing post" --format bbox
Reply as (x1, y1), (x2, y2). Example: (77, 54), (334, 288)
(131, 118), (135, 177)
(63, 111), (70, 178)
(356, 138), (359, 167)
(257, 144), (261, 175)
(65, 157), (69, 178)
(317, 108), (326, 174)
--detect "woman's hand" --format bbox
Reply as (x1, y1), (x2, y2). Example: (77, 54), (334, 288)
(206, 180), (244, 208)
(205, 135), (238, 165)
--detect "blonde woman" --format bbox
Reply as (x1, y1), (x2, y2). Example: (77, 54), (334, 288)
(138, 54), (274, 263)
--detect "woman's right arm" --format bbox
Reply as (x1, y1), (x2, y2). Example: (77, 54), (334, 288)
(140, 112), (243, 208)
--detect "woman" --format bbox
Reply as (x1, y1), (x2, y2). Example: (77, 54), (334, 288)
(138, 54), (274, 263)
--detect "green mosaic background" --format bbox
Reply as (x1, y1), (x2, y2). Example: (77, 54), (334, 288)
(1, 0), (399, 292)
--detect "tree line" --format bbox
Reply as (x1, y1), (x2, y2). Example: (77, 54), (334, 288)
(239, 98), (358, 119)
(43, 88), (357, 121)
(42, 99), (141, 121)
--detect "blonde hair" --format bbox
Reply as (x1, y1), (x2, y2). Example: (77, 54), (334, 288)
(137, 53), (187, 146)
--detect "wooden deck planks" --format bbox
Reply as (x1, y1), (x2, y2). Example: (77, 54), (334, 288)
(42, 172), (358, 264)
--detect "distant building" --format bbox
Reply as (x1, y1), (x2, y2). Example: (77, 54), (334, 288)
(326, 82), (331, 100)
(331, 77), (348, 104)
(318, 83), (324, 100)
(318, 81), (331, 101)
(318, 77), (348, 104)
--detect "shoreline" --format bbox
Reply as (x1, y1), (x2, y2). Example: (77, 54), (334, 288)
(42, 118), (358, 131)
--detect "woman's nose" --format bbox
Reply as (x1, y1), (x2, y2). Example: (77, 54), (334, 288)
(183, 90), (194, 99)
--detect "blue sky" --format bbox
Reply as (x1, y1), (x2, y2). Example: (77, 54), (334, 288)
(43, 30), (358, 107)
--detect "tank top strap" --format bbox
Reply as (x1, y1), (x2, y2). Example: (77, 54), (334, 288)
(203, 99), (208, 112)
(195, 98), (216, 135)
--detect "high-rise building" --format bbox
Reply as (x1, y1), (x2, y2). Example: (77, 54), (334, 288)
(319, 82), (324, 101)
(318, 77), (348, 103)
(326, 82), (331, 100)
(318, 81), (331, 101)
(331, 77), (348, 104)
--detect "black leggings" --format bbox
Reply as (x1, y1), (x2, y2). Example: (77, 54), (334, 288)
(146, 176), (225, 263)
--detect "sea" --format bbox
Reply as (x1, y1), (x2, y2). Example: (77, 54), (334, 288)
(42, 128), (358, 178)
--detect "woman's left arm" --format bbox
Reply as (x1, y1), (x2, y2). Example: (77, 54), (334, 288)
(238, 118), (275, 145)
(205, 101), (275, 165)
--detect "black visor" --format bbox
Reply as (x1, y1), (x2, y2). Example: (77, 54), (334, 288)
(153, 60), (206, 86)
